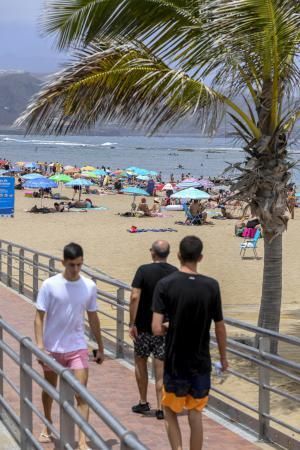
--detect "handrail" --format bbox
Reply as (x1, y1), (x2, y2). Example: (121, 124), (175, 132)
(0, 239), (299, 450)
(0, 317), (147, 450)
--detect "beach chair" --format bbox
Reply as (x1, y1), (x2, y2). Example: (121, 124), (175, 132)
(240, 228), (260, 259)
(183, 203), (203, 225)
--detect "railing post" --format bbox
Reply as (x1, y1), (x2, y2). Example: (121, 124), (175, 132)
(0, 320), (3, 419)
(59, 373), (75, 450)
(7, 244), (13, 287)
(258, 336), (271, 441)
(19, 248), (25, 294)
(0, 241), (2, 282)
(20, 337), (33, 450)
(48, 258), (55, 278)
(116, 288), (125, 358)
(32, 253), (39, 301)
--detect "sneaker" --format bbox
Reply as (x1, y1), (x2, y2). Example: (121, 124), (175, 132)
(131, 402), (151, 414)
(155, 409), (164, 420)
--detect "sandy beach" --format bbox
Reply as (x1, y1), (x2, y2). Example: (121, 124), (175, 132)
(0, 188), (299, 337)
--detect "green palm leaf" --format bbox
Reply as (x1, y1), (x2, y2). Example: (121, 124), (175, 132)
(17, 41), (223, 135)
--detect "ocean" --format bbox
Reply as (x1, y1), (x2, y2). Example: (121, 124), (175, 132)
(0, 134), (299, 182)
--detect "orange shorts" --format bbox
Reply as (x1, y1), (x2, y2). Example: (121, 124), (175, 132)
(162, 386), (209, 413)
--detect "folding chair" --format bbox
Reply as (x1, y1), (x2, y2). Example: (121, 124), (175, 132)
(183, 203), (203, 225)
(240, 229), (261, 259)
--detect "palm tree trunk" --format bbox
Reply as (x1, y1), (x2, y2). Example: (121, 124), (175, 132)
(258, 234), (282, 352)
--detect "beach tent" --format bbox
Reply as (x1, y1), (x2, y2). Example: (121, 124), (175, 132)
(171, 187), (210, 200)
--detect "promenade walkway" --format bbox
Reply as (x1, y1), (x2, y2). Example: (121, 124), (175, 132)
(0, 284), (265, 450)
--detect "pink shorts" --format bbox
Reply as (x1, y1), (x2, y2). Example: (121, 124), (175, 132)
(43, 349), (89, 372)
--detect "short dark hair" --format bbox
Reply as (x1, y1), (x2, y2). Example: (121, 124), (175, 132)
(63, 243), (83, 260)
(151, 240), (170, 259)
(179, 236), (203, 262)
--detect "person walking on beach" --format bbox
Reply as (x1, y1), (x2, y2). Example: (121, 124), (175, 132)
(34, 243), (104, 450)
(130, 240), (177, 420)
(152, 236), (228, 449)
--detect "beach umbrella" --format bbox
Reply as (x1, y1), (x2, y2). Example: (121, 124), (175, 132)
(23, 178), (58, 206)
(176, 180), (203, 189)
(65, 178), (93, 187)
(49, 174), (73, 183)
(23, 178), (58, 189)
(162, 183), (174, 191)
(25, 162), (39, 169)
(199, 178), (214, 188)
(81, 165), (97, 171)
(121, 186), (150, 213)
(63, 165), (75, 170)
(16, 162), (25, 166)
(137, 175), (150, 181)
(91, 169), (107, 176)
(81, 172), (99, 179)
(22, 173), (46, 180)
(65, 178), (93, 200)
(171, 187), (210, 200)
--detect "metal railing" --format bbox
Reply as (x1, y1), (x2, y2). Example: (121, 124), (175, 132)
(0, 239), (299, 450)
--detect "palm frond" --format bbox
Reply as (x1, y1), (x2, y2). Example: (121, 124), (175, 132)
(16, 40), (222, 135)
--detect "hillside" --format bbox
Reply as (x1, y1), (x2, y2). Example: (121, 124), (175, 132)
(0, 71), (41, 126)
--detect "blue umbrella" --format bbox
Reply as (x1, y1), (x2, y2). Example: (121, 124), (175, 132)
(91, 169), (107, 176)
(22, 173), (45, 180)
(65, 178), (93, 187)
(23, 178), (58, 189)
(122, 186), (150, 213)
(23, 178), (58, 206)
(121, 187), (150, 196)
(25, 162), (39, 169)
(171, 187), (210, 200)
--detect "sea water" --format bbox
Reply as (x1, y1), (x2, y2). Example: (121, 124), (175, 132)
(0, 134), (299, 182)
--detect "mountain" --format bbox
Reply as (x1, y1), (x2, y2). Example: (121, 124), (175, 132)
(0, 71), (41, 126)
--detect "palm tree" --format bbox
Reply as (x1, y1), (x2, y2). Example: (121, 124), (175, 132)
(17, 0), (300, 342)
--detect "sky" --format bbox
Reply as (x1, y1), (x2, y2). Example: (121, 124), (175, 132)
(0, 0), (65, 73)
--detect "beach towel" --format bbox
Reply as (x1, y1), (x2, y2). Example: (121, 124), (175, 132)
(70, 207), (108, 211)
(128, 227), (177, 233)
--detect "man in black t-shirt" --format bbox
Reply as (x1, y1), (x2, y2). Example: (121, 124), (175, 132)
(152, 236), (228, 450)
(130, 240), (177, 420)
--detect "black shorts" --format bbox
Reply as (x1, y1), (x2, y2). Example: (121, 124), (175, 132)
(134, 332), (165, 360)
(164, 371), (211, 398)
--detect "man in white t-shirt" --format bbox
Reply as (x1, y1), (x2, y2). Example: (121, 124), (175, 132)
(34, 242), (104, 450)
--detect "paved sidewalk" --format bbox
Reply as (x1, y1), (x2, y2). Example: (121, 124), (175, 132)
(0, 284), (261, 449)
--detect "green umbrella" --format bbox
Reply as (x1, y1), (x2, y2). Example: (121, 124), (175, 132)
(81, 172), (99, 179)
(49, 174), (73, 183)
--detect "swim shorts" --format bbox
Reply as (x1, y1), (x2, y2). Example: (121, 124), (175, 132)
(134, 332), (165, 360)
(43, 349), (89, 372)
(162, 371), (210, 413)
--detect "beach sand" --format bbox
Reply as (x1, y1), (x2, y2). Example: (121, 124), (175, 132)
(0, 188), (299, 336)
(0, 188), (299, 432)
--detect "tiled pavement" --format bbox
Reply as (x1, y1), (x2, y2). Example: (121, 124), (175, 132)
(0, 284), (262, 449)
